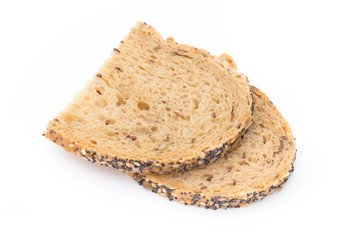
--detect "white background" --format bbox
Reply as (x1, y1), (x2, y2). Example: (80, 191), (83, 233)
(1, 0), (359, 239)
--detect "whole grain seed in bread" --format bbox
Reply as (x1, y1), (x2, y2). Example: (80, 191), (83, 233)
(130, 86), (296, 209)
(44, 22), (253, 174)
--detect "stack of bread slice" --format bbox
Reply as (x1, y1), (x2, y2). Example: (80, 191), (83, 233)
(44, 22), (296, 209)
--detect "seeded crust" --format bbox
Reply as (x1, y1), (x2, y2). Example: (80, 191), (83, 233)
(128, 86), (296, 209)
(44, 22), (253, 174)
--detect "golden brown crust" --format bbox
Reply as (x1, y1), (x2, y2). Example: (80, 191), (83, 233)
(219, 53), (238, 69)
(44, 117), (253, 174)
(130, 158), (295, 209)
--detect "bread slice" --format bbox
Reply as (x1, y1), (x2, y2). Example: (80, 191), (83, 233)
(130, 86), (296, 209)
(44, 22), (253, 174)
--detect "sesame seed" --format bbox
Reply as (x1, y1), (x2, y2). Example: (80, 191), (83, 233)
(81, 148), (86, 156)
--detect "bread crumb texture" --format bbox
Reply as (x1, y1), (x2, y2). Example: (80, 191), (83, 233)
(44, 22), (253, 174)
(130, 87), (296, 209)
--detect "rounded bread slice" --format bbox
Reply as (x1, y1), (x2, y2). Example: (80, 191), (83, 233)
(130, 86), (296, 209)
(44, 22), (253, 174)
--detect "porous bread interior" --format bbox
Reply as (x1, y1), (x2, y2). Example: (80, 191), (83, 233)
(48, 22), (252, 162)
(142, 87), (296, 198)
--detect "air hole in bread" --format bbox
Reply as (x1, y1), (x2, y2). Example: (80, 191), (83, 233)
(97, 114), (105, 121)
(62, 113), (75, 123)
(107, 118), (116, 125)
(138, 101), (150, 110)
(105, 131), (115, 137)
(238, 160), (249, 166)
(94, 99), (107, 107)
(192, 98), (199, 109)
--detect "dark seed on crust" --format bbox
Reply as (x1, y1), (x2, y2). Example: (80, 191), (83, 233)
(53, 118), (59, 122)
(96, 73), (102, 78)
(242, 152), (246, 158)
(237, 123), (241, 129)
(201, 186), (207, 190)
(113, 48), (120, 53)
(105, 120), (110, 125)
(211, 112), (216, 118)
(206, 175), (213, 181)
(233, 180), (237, 186)
(120, 40), (124, 43)
(191, 138), (196, 143)
(114, 67), (121, 72)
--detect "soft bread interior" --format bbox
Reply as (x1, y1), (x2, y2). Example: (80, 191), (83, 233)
(47, 22), (252, 164)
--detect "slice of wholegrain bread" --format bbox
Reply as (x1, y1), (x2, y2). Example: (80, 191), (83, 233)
(44, 22), (253, 174)
(130, 86), (296, 209)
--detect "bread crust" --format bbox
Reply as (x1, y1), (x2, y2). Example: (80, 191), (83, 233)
(44, 22), (254, 174)
(44, 116), (253, 174)
(127, 86), (296, 209)
(130, 157), (295, 210)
